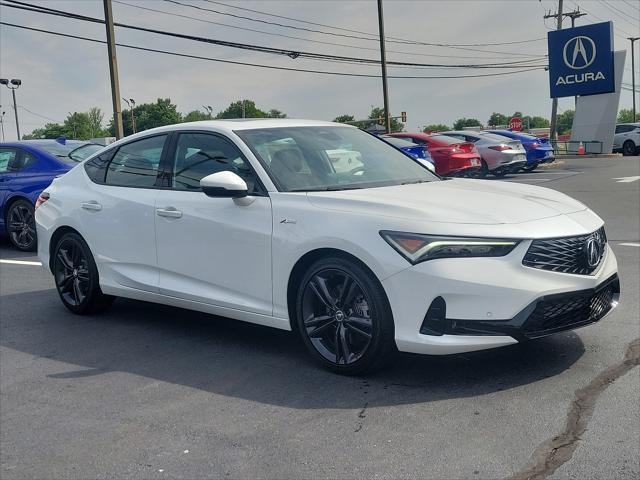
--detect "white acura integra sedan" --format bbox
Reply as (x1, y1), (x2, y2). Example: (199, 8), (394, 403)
(35, 120), (620, 374)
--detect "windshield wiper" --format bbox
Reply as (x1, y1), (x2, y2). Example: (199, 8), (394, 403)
(289, 185), (364, 192)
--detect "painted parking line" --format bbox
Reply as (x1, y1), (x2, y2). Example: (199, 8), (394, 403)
(0, 259), (42, 266)
(618, 243), (640, 247)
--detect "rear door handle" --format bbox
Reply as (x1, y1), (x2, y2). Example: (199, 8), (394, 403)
(81, 201), (102, 211)
(156, 207), (182, 219)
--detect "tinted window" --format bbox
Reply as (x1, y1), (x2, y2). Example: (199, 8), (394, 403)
(428, 135), (464, 145)
(105, 135), (167, 188)
(172, 132), (261, 194)
(0, 148), (18, 173)
(85, 149), (116, 184)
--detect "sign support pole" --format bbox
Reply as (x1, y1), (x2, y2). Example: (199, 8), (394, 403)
(548, 0), (564, 141)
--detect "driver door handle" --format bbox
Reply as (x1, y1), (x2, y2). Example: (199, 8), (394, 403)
(156, 207), (182, 219)
(81, 201), (102, 211)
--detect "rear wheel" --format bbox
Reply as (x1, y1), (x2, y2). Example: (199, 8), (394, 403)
(295, 256), (395, 375)
(622, 140), (636, 156)
(53, 232), (114, 314)
(473, 161), (488, 178)
(521, 163), (538, 172)
(6, 199), (37, 251)
(492, 168), (508, 177)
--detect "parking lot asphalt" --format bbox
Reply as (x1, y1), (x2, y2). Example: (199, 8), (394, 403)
(1, 155), (639, 480)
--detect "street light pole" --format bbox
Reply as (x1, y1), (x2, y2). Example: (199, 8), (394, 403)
(546, 0), (564, 141)
(0, 110), (5, 141)
(1, 79), (22, 140)
(629, 37), (639, 123)
(376, 0), (391, 134)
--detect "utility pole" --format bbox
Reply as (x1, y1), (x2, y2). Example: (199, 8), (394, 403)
(545, 0), (564, 140)
(0, 109), (5, 141)
(566, 10), (587, 108)
(376, 0), (391, 134)
(629, 37), (639, 122)
(104, 0), (123, 139)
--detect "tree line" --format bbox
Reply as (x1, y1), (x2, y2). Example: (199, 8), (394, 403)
(23, 99), (288, 140)
(23, 100), (637, 141)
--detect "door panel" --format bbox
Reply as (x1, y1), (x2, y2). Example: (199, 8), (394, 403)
(155, 193), (272, 314)
(154, 131), (273, 315)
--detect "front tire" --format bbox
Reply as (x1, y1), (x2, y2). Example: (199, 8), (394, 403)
(622, 140), (636, 156)
(295, 256), (395, 375)
(53, 232), (114, 314)
(6, 199), (37, 251)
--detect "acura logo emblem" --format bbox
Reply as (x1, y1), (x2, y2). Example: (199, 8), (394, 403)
(563, 36), (596, 70)
(585, 236), (601, 268)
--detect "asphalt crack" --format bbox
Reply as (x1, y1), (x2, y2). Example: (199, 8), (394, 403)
(510, 337), (640, 480)
(354, 402), (369, 433)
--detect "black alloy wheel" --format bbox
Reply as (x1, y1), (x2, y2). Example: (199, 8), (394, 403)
(53, 233), (114, 314)
(7, 200), (37, 251)
(296, 257), (395, 375)
(622, 140), (636, 156)
(492, 168), (508, 178)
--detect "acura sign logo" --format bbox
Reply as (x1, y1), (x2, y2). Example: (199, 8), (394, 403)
(585, 236), (601, 268)
(563, 36), (596, 69)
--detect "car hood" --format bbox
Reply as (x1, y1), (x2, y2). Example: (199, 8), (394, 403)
(306, 178), (587, 225)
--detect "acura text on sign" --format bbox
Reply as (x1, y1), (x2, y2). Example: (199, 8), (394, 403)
(547, 21), (615, 98)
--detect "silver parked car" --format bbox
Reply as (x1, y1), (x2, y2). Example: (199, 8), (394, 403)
(613, 123), (640, 156)
(441, 131), (527, 177)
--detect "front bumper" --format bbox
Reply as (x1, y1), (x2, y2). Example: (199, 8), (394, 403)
(382, 241), (619, 355)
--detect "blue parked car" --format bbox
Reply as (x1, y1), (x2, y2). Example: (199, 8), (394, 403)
(486, 130), (555, 172)
(0, 139), (103, 250)
(381, 135), (436, 172)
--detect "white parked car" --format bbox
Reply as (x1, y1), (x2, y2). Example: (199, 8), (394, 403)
(442, 130), (527, 177)
(613, 123), (640, 156)
(35, 120), (620, 374)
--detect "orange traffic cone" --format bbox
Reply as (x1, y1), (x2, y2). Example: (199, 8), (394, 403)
(578, 142), (585, 155)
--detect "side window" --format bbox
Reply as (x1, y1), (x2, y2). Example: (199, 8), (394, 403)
(105, 135), (167, 188)
(85, 149), (116, 184)
(22, 152), (37, 170)
(409, 137), (425, 145)
(0, 148), (18, 173)
(172, 132), (262, 194)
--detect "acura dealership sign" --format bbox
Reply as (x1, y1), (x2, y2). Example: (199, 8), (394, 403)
(548, 22), (615, 98)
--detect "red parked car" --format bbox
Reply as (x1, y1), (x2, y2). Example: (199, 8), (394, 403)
(389, 132), (481, 176)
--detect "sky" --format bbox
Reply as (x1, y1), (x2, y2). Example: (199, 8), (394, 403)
(0, 0), (638, 141)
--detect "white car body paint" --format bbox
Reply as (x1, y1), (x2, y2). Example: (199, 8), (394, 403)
(36, 119), (619, 356)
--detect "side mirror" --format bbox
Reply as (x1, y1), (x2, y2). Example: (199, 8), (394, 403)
(200, 171), (248, 198)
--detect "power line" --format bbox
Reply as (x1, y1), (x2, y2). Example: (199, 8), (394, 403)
(0, 21), (547, 80)
(569, 1), (636, 38)
(0, 1), (548, 69)
(17, 105), (63, 123)
(621, 0), (640, 13)
(162, 0), (545, 57)
(203, 0), (548, 48)
(112, 0), (543, 62)
(600, 0), (640, 29)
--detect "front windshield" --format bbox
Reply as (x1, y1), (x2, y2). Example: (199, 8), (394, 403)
(235, 126), (437, 192)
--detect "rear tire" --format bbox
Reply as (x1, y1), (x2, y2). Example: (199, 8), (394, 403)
(53, 232), (114, 314)
(492, 168), (508, 178)
(6, 199), (37, 251)
(521, 163), (538, 172)
(622, 140), (636, 156)
(473, 161), (488, 178)
(295, 256), (395, 375)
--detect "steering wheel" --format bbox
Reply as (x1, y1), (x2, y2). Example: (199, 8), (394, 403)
(350, 166), (366, 176)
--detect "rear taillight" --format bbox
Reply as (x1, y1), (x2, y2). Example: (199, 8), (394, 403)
(35, 192), (49, 209)
(488, 145), (511, 151)
(530, 142), (540, 148)
(451, 147), (462, 154)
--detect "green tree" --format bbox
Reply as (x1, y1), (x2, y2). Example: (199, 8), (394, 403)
(453, 117), (482, 130)
(110, 98), (182, 136)
(617, 109), (635, 123)
(266, 109), (287, 118)
(183, 110), (212, 122)
(556, 110), (575, 135)
(64, 112), (94, 139)
(87, 107), (107, 138)
(333, 114), (355, 123)
(524, 115), (550, 129)
(423, 124), (449, 132)
(216, 100), (267, 119)
(487, 112), (509, 127)
(23, 122), (66, 140)
(366, 107), (404, 132)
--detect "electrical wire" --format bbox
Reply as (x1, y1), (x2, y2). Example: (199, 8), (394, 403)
(113, 0), (543, 62)
(0, 1), (548, 69)
(203, 0), (548, 48)
(162, 0), (546, 57)
(17, 105), (63, 123)
(0, 21), (547, 80)
(600, 0), (640, 29)
(568, 1), (636, 38)
(621, 0), (640, 13)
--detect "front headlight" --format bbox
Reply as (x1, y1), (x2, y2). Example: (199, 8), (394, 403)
(380, 230), (520, 264)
